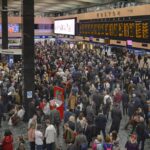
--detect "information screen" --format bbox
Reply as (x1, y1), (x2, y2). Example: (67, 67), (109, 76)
(79, 17), (150, 43)
(54, 19), (75, 35)
(127, 40), (133, 46)
(0, 24), (20, 33)
(8, 24), (20, 33)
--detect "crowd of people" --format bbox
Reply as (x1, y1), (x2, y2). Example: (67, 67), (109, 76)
(0, 40), (149, 150)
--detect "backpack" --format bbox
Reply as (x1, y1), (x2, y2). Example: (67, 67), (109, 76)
(63, 128), (75, 143)
(54, 111), (61, 125)
(92, 143), (97, 150)
(80, 143), (88, 150)
(103, 143), (113, 150)
(97, 144), (103, 150)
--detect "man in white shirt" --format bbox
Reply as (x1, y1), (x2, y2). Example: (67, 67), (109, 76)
(103, 91), (113, 119)
(45, 120), (56, 150)
(17, 106), (25, 120)
(35, 125), (43, 150)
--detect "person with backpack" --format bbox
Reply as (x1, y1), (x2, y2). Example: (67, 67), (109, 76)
(92, 135), (103, 150)
(103, 92), (113, 119)
(103, 135), (113, 150)
(110, 131), (120, 150)
(49, 105), (61, 137)
(68, 129), (88, 150)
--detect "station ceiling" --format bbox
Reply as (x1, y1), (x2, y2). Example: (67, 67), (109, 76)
(0, 0), (150, 15)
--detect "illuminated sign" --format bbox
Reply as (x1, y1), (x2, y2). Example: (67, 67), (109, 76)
(79, 16), (150, 43)
(0, 24), (20, 33)
(54, 19), (76, 35)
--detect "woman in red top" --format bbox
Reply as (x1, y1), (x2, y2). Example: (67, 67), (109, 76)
(2, 129), (13, 150)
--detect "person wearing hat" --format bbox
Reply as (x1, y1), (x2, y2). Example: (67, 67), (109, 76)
(1, 129), (13, 150)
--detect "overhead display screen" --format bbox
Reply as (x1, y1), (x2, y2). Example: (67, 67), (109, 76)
(54, 19), (75, 35)
(79, 16), (150, 43)
(8, 24), (20, 33)
(0, 24), (20, 33)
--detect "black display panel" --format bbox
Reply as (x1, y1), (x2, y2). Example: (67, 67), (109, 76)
(78, 16), (150, 43)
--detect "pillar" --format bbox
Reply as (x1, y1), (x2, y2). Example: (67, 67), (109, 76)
(22, 0), (34, 121)
(2, 0), (8, 58)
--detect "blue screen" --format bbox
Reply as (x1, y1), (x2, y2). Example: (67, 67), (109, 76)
(8, 24), (20, 33)
(0, 24), (20, 33)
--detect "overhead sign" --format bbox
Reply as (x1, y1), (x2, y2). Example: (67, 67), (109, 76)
(54, 19), (76, 35)
(0, 49), (22, 55)
(78, 16), (150, 43)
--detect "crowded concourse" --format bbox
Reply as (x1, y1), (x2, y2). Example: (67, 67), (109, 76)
(0, 40), (150, 150)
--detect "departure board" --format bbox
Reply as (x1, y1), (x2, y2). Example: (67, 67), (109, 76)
(78, 16), (150, 43)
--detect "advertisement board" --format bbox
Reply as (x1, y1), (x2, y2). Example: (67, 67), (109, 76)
(54, 19), (75, 35)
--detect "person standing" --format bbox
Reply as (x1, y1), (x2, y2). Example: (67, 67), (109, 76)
(35, 125), (44, 150)
(28, 114), (37, 130)
(125, 134), (139, 150)
(122, 90), (129, 115)
(136, 118), (146, 150)
(143, 56), (148, 68)
(0, 98), (4, 127)
(109, 104), (122, 133)
(45, 120), (56, 150)
(68, 93), (77, 112)
(50, 105), (61, 136)
(103, 135), (113, 150)
(68, 130), (88, 150)
(138, 54), (142, 64)
(95, 111), (107, 139)
(103, 92), (113, 119)
(2, 129), (13, 150)
(28, 123), (36, 150)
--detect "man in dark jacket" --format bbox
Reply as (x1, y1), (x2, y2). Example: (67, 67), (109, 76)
(0, 98), (4, 127)
(136, 117), (147, 150)
(128, 100), (136, 119)
(64, 109), (74, 123)
(109, 104), (122, 133)
(92, 91), (103, 115)
(122, 90), (129, 115)
(95, 111), (107, 139)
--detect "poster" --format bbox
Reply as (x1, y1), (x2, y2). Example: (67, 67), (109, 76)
(53, 86), (64, 119)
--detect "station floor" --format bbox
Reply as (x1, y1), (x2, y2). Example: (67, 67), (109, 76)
(0, 114), (150, 150)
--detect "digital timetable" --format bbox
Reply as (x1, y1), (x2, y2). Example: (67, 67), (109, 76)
(78, 16), (150, 43)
